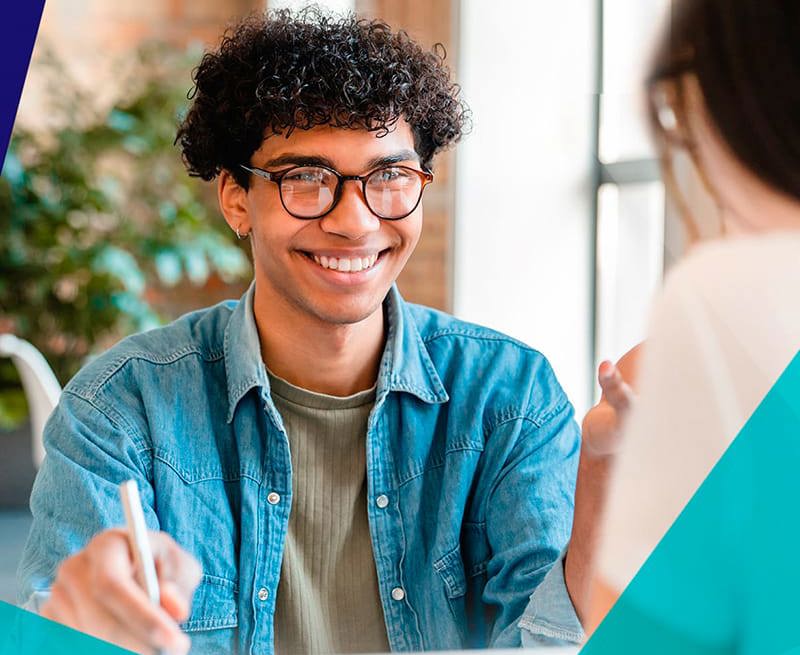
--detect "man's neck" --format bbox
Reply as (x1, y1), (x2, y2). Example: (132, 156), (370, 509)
(252, 284), (386, 397)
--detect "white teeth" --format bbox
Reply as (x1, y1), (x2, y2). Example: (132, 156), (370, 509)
(309, 252), (382, 272)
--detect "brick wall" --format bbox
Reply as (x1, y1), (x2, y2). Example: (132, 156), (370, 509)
(355, 0), (458, 311)
(61, 0), (263, 50)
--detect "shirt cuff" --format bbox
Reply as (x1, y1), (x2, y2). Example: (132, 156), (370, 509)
(518, 549), (585, 646)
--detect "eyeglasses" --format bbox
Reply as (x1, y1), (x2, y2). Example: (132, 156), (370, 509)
(239, 163), (434, 220)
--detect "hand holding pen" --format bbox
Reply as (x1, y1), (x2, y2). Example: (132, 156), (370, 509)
(40, 481), (202, 655)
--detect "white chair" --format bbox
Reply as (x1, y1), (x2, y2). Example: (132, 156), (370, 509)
(0, 335), (61, 469)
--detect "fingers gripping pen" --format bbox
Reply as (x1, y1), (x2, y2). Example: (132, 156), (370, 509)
(120, 479), (168, 655)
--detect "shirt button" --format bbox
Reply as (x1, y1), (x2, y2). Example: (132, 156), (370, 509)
(258, 587), (269, 601)
(391, 587), (405, 601)
(267, 492), (281, 505)
(376, 494), (389, 509)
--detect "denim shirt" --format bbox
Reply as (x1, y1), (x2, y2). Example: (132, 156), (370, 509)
(18, 284), (584, 653)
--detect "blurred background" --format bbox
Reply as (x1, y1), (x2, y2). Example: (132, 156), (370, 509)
(0, 0), (679, 602)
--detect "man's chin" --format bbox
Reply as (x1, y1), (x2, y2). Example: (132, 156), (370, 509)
(303, 294), (385, 327)
(313, 307), (381, 326)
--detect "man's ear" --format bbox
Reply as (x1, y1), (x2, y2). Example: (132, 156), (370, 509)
(218, 169), (251, 236)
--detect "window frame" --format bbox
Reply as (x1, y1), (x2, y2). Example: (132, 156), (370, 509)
(590, 0), (667, 401)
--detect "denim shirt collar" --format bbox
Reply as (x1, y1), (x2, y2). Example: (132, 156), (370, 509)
(223, 283), (448, 423)
(224, 283), (268, 423)
(379, 285), (449, 405)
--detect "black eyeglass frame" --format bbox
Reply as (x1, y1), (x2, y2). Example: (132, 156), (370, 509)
(239, 163), (434, 220)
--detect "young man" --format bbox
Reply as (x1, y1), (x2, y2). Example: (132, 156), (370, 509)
(18, 10), (612, 654)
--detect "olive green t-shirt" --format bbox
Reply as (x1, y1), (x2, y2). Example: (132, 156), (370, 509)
(268, 370), (389, 655)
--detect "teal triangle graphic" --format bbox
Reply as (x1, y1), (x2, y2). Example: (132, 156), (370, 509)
(0, 601), (134, 654)
(582, 352), (800, 654)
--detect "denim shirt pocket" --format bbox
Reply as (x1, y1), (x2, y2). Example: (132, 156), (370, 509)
(152, 447), (241, 585)
(432, 544), (471, 647)
(183, 574), (238, 632)
(434, 538), (493, 648)
(182, 574), (239, 654)
(434, 545), (467, 599)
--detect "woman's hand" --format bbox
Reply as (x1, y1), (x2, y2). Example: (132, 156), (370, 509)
(564, 345), (642, 625)
(581, 345), (641, 457)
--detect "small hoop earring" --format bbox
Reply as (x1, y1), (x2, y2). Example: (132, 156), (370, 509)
(235, 226), (250, 240)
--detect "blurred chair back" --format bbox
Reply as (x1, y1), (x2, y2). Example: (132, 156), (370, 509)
(0, 335), (61, 469)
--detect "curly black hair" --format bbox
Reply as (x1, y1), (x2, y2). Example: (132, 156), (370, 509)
(176, 7), (470, 189)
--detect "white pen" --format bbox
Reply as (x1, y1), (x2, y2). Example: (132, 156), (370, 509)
(119, 479), (167, 655)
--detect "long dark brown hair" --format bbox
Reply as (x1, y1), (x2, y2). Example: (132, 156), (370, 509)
(648, 0), (800, 200)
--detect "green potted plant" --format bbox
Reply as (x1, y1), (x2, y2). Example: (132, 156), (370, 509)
(0, 42), (251, 506)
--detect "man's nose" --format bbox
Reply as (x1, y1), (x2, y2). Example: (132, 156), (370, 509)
(318, 181), (381, 240)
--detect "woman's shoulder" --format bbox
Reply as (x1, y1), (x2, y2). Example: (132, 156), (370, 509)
(657, 232), (800, 329)
(644, 230), (800, 433)
(665, 231), (800, 296)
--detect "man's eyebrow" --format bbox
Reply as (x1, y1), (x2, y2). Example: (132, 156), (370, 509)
(363, 150), (422, 170)
(261, 154), (336, 169)
(260, 149), (421, 171)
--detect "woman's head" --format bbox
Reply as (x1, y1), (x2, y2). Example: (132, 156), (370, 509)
(648, 0), (800, 238)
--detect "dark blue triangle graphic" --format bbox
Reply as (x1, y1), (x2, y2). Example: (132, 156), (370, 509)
(0, 2), (45, 165)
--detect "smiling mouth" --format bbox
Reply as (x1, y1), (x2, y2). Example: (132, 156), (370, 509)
(301, 249), (390, 273)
